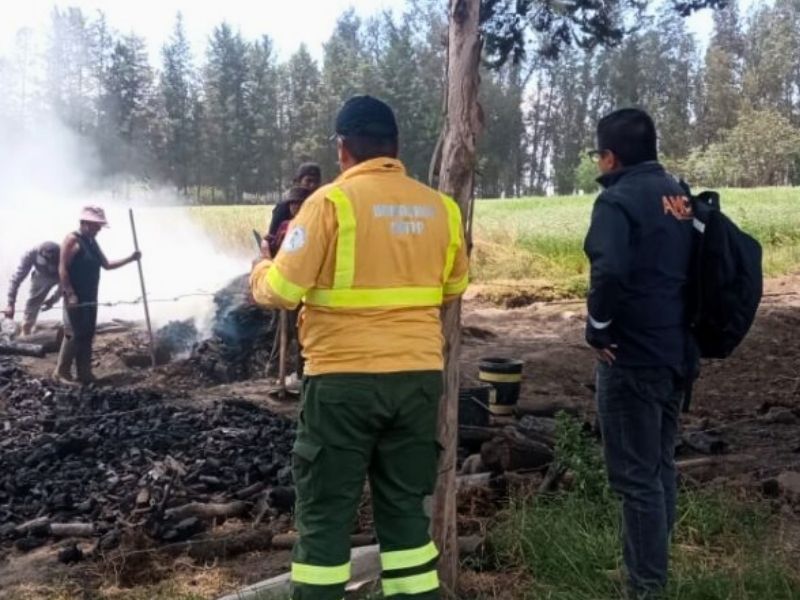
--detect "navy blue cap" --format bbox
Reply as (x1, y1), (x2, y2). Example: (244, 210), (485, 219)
(335, 95), (398, 138)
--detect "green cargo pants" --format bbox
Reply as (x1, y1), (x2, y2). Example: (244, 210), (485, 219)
(291, 371), (443, 600)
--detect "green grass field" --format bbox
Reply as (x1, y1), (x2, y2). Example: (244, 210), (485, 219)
(189, 186), (800, 296)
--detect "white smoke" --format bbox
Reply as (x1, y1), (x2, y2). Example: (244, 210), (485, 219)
(0, 115), (250, 332)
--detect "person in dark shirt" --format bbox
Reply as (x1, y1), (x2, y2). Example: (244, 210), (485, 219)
(583, 108), (694, 599)
(266, 163), (321, 254)
(53, 206), (141, 385)
(267, 186), (312, 255)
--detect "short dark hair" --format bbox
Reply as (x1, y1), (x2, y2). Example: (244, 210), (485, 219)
(597, 108), (658, 167)
(293, 162), (321, 184)
(341, 134), (399, 163)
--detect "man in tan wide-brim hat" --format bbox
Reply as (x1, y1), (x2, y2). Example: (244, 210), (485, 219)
(53, 206), (141, 385)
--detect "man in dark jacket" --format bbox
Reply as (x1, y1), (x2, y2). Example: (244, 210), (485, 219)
(583, 108), (694, 599)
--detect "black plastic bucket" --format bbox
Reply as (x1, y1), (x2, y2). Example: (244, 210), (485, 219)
(478, 357), (523, 416)
(458, 382), (494, 427)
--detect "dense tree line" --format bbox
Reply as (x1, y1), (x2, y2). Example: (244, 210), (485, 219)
(0, 0), (797, 203)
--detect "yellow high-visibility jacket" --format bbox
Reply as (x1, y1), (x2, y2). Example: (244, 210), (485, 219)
(250, 157), (469, 375)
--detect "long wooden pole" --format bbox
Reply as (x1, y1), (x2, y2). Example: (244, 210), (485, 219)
(277, 310), (288, 400)
(433, 0), (482, 596)
(128, 209), (156, 368)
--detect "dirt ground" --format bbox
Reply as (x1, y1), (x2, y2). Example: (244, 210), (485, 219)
(462, 275), (800, 478)
(4, 275), (799, 599)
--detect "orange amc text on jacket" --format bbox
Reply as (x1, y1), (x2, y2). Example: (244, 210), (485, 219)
(249, 157), (469, 375)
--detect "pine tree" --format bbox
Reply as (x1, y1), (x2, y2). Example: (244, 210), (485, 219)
(283, 44), (324, 183)
(204, 23), (253, 201)
(98, 34), (159, 179)
(549, 46), (593, 194)
(45, 7), (94, 133)
(378, 13), (431, 179)
(698, 2), (743, 145)
(742, 2), (796, 117)
(477, 64), (525, 197)
(88, 11), (113, 132)
(319, 10), (372, 178)
(525, 64), (558, 194)
(247, 35), (281, 198)
(160, 12), (194, 192)
(639, 9), (695, 159)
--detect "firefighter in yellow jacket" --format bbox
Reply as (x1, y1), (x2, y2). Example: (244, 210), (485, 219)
(250, 95), (469, 600)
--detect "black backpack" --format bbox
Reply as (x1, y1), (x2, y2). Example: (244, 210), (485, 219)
(683, 186), (763, 359)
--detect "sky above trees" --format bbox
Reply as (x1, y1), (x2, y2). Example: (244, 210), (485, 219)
(1, 0), (759, 63)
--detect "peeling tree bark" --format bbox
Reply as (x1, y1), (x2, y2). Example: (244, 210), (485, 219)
(432, 0), (482, 596)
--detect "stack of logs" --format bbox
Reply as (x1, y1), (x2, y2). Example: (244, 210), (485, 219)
(457, 409), (730, 488)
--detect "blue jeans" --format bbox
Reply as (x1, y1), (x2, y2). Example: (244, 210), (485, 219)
(596, 362), (683, 598)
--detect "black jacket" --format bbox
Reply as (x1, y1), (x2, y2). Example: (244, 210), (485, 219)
(583, 162), (694, 369)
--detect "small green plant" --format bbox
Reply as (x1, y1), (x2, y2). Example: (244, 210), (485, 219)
(553, 410), (610, 502)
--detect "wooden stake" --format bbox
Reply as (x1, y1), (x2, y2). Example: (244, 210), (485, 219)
(129, 209), (156, 368)
(278, 310), (288, 400)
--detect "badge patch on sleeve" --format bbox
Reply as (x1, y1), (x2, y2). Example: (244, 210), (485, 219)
(283, 225), (307, 253)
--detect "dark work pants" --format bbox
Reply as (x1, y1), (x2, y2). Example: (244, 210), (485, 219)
(596, 362), (683, 599)
(63, 305), (98, 382)
(292, 372), (443, 600)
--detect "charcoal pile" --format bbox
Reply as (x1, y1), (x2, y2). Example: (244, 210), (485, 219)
(117, 320), (199, 368)
(186, 274), (280, 383)
(155, 320), (199, 358)
(115, 275), (290, 383)
(0, 356), (296, 556)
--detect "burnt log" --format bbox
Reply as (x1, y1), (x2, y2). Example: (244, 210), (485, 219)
(515, 415), (558, 447)
(234, 482), (266, 500)
(682, 431), (727, 455)
(16, 329), (63, 353)
(165, 501), (249, 521)
(677, 454), (757, 482)
(538, 463), (568, 494)
(514, 399), (581, 418)
(270, 533), (375, 550)
(459, 425), (499, 445)
(173, 529), (274, 561)
(481, 428), (553, 473)
(0, 341), (46, 358)
(49, 523), (95, 538)
(15, 517), (50, 535)
(58, 543), (84, 564)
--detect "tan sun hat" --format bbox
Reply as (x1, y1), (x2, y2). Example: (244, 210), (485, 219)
(79, 205), (109, 227)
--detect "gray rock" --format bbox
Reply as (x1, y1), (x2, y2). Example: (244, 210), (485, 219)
(777, 471), (800, 501)
(761, 407), (798, 425)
